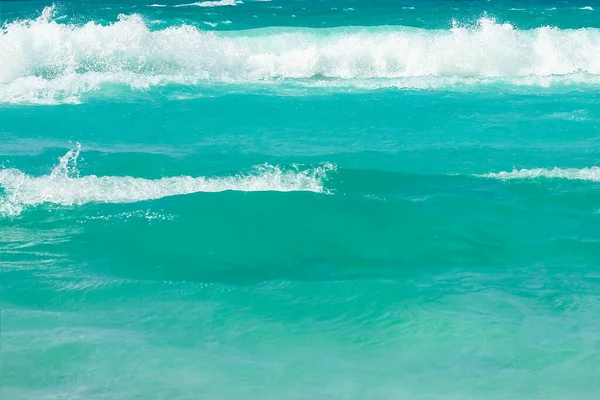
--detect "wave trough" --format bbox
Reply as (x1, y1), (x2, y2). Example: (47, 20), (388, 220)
(0, 147), (333, 217)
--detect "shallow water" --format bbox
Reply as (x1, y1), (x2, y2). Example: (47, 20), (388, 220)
(2, 1), (600, 399)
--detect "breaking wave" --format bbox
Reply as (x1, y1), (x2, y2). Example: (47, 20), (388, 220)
(0, 146), (334, 217)
(3, 7), (600, 103)
(479, 167), (600, 181)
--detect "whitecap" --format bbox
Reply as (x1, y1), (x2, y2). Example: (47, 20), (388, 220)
(0, 146), (334, 217)
(478, 167), (600, 181)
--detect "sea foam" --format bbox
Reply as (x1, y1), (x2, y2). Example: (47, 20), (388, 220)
(0, 146), (333, 217)
(3, 7), (600, 103)
(174, 0), (240, 8)
(479, 167), (600, 181)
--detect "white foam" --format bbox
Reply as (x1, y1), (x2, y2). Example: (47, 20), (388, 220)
(479, 167), (600, 181)
(579, 6), (594, 11)
(174, 0), (240, 7)
(4, 8), (600, 103)
(0, 146), (334, 217)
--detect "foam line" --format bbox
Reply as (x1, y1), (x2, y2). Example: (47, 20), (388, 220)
(0, 147), (333, 217)
(174, 0), (240, 8)
(4, 7), (600, 103)
(479, 167), (600, 181)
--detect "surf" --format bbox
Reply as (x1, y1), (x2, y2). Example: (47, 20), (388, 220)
(479, 166), (600, 181)
(0, 146), (334, 217)
(3, 7), (600, 103)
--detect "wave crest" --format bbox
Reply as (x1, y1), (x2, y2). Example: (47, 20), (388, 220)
(174, 0), (241, 7)
(3, 8), (600, 103)
(0, 146), (334, 217)
(479, 167), (600, 181)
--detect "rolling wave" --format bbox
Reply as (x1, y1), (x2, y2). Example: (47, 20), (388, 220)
(3, 7), (600, 102)
(174, 0), (241, 8)
(480, 167), (600, 181)
(0, 146), (334, 217)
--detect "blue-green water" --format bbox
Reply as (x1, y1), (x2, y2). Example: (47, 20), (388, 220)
(2, 0), (600, 398)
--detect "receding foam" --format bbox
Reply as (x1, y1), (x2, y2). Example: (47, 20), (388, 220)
(0, 146), (334, 217)
(4, 7), (600, 103)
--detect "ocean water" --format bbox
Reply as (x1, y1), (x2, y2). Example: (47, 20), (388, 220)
(2, 0), (600, 398)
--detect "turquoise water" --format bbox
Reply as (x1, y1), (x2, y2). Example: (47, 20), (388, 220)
(2, 0), (600, 398)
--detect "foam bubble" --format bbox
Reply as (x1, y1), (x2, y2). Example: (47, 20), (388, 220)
(0, 146), (334, 217)
(479, 167), (600, 181)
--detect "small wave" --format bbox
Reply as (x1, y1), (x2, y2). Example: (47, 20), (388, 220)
(147, 4), (167, 7)
(579, 6), (594, 11)
(174, 0), (240, 7)
(479, 167), (600, 181)
(0, 146), (334, 217)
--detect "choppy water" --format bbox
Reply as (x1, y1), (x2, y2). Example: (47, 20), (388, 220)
(2, 1), (600, 399)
